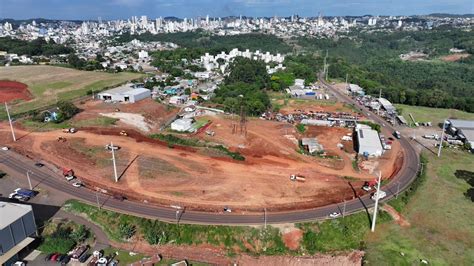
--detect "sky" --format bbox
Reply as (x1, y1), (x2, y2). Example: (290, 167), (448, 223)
(0, 0), (472, 20)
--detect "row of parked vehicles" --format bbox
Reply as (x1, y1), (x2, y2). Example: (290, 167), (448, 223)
(44, 253), (71, 265)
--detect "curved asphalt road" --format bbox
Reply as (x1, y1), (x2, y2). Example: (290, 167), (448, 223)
(0, 76), (419, 225)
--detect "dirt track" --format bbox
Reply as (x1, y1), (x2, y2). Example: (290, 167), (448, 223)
(1, 111), (402, 211)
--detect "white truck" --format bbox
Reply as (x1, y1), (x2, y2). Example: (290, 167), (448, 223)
(371, 190), (387, 201)
(290, 174), (306, 182)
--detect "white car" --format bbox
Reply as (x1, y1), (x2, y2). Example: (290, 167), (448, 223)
(72, 182), (83, 188)
(65, 175), (75, 181)
(1, 146), (9, 151)
(329, 212), (341, 218)
(223, 207), (232, 213)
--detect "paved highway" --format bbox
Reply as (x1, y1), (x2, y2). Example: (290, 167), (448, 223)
(0, 77), (420, 225)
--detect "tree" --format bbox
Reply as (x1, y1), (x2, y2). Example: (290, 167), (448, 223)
(69, 225), (88, 243)
(118, 222), (136, 240)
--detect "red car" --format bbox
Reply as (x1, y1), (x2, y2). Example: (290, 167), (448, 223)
(50, 253), (60, 261)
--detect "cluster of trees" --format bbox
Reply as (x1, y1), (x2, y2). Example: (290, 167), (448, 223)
(213, 57), (270, 115)
(0, 37), (73, 56)
(39, 224), (88, 254)
(117, 30), (292, 54)
(297, 27), (474, 112)
(30, 100), (80, 123)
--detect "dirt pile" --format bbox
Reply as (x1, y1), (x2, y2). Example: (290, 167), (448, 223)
(0, 80), (32, 102)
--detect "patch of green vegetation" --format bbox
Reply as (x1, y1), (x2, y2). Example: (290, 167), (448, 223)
(352, 159), (360, 172)
(358, 121), (381, 132)
(38, 220), (90, 254)
(296, 124), (306, 133)
(63, 199), (288, 256)
(149, 134), (245, 161)
(389, 155), (428, 212)
(102, 247), (146, 265)
(395, 104), (474, 125)
(213, 145), (245, 161)
(298, 211), (391, 253)
(149, 133), (202, 147)
(20, 119), (70, 131)
(342, 176), (358, 181)
(72, 117), (118, 127)
(365, 150), (474, 265)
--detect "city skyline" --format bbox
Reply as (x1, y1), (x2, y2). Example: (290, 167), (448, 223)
(0, 0), (472, 20)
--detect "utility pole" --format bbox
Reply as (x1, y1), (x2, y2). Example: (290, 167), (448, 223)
(342, 199), (347, 218)
(379, 88), (382, 99)
(111, 142), (119, 182)
(396, 182), (400, 199)
(371, 171), (382, 232)
(264, 208), (267, 229)
(26, 171), (32, 190)
(437, 120), (446, 157)
(96, 191), (101, 210)
(345, 73), (349, 89)
(5, 102), (16, 142)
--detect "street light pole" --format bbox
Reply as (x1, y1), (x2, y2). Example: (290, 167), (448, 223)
(5, 102), (16, 142)
(264, 208), (267, 229)
(343, 199), (347, 218)
(96, 191), (101, 210)
(371, 171), (382, 232)
(111, 142), (119, 182)
(26, 171), (32, 190)
(438, 120), (447, 157)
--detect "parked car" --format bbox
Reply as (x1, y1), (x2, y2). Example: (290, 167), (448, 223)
(112, 194), (127, 201)
(60, 255), (71, 265)
(65, 175), (75, 181)
(329, 212), (341, 218)
(1, 146), (9, 151)
(34, 162), (45, 167)
(9, 193), (29, 202)
(72, 182), (83, 188)
(50, 253), (60, 261)
(57, 254), (66, 262)
(223, 207), (232, 213)
(44, 253), (54, 261)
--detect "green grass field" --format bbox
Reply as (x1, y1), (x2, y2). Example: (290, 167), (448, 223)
(0, 65), (143, 118)
(365, 149), (474, 265)
(395, 104), (474, 125)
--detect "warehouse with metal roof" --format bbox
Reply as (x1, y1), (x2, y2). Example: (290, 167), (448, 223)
(0, 201), (37, 265)
(354, 124), (384, 157)
(97, 83), (151, 103)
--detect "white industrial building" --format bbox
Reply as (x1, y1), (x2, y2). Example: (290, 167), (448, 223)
(97, 84), (151, 103)
(355, 124), (384, 157)
(378, 98), (396, 114)
(171, 118), (194, 132)
(0, 202), (37, 265)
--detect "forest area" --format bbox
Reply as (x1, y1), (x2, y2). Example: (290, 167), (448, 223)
(297, 28), (474, 112)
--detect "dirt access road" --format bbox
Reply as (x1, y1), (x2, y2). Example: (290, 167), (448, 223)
(1, 117), (394, 212)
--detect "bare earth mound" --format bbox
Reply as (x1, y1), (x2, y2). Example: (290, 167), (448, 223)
(0, 80), (32, 102)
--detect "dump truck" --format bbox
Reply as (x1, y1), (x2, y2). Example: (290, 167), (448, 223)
(290, 174), (306, 182)
(362, 179), (377, 191)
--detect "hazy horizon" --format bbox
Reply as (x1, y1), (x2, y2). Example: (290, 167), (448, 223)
(0, 0), (472, 20)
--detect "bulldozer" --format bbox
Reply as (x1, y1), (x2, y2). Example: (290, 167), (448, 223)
(119, 130), (128, 136)
(57, 136), (67, 142)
